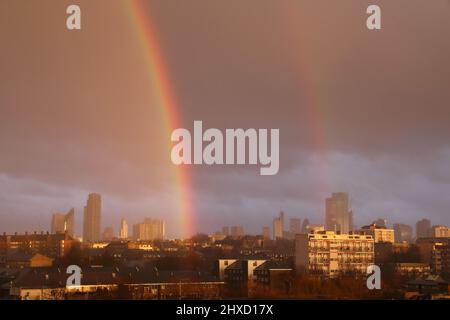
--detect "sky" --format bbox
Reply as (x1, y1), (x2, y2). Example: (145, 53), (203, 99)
(0, 0), (449, 238)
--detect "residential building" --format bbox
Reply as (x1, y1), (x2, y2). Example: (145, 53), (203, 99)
(132, 219), (165, 241)
(6, 252), (53, 269)
(394, 263), (431, 278)
(0, 232), (76, 265)
(325, 192), (352, 234)
(431, 225), (450, 238)
(51, 208), (75, 237)
(219, 259), (266, 296)
(253, 261), (293, 293)
(83, 193), (102, 242)
(416, 238), (450, 276)
(358, 224), (395, 243)
(295, 231), (375, 277)
(273, 211), (284, 240)
(9, 266), (224, 300)
(119, 219), (128, 239)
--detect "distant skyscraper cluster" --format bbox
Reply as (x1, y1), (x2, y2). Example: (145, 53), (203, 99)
(47, 193), (167, 243)
(42, 190), (449, 246)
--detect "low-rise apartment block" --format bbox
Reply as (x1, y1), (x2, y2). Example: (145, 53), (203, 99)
(295, 231), (375, 277)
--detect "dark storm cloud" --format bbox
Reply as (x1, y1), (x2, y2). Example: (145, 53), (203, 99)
(0, 0), (449, 237)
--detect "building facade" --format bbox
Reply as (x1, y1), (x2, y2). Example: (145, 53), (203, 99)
(0, 232), (76, 266)
(416, 219), (431, 239)
(262, 227), (271, 240)
(273, 211), (284, 240)
(325, 192), (352, 234)
(358, 224), (395, 243)
(431, 225), (450, 238)
(290, 218), (301, 235)
(417, 238), (450, 276)
(119, 219), (128, 239)
(132, 218), (165, 241)
(51, 208), (75, 237)
(83, 193), (102, 242)
(295, 231), (375, 278)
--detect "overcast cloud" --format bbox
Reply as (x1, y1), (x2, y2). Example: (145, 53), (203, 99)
(0, 1), (449, 237)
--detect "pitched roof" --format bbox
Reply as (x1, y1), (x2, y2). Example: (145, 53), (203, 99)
(11, 266), (221, 289)
(254, 261), (292, 271)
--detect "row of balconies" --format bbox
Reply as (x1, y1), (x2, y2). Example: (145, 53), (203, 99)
(309, 247), (373, 252)
(308, 259), (374, 264)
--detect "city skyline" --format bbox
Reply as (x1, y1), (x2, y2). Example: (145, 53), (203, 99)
(1, 191), (448, 241)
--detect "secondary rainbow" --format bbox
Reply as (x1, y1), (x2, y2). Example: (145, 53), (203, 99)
(125, 0), (194, 238)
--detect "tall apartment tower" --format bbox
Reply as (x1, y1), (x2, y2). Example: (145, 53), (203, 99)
(301, 219), (310, 234)
(325, 192), (352, 234)
(51, 208), (75, 237)
(416, 219), (431, 239)
(273, 211), (284, 240)
(290, 218), (302, 234)
(51, 214), (65, 234)
(132, 218), (165, 241)
(119, 218), (128, 239)
(262, 226), (271, 240)
(65, 208), (75, 237)
(83, 193), (101, 242)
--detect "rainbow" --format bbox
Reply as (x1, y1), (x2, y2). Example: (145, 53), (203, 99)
(124, 0), (194, 238)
